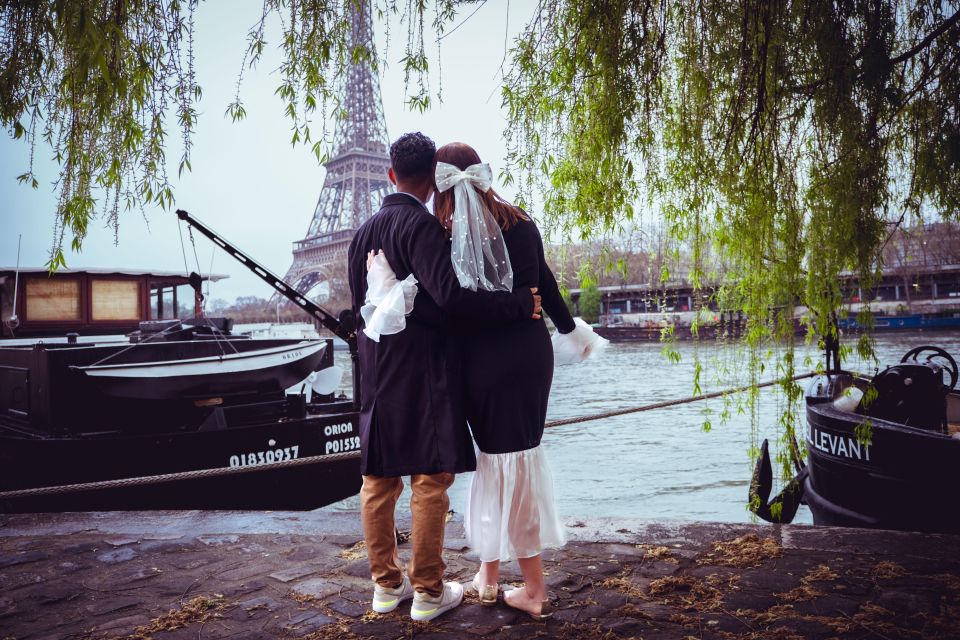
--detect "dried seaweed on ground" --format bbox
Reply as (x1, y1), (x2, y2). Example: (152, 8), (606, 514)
(668, 611), (700, 627)
(696, 534), (782, 569)
(648, 574), (734, 612)
(289, 590), (319, 605)
(718, 628), (806, 640)
(636, 544), (679, 563)
(705, 574), (741, 591)
(776, 564), (838, 602)
(737, 604), (796, 625)
(555, 623), (623, 639)
(649, 575), (698, 597)
(689, 577), (727, 611)
(402, 620), (433, 634)
(859, 602), (893, 617)
(776, 583), (823, 602)
(615, 602), (652, 619)
(736, 599), (918, 638)
(358, 609), (379, 622)
(829, 601), (920, 639)
(935, 572), (960, 597)
(872, 561), (906, 580)
(598, 574), (647, 599)
(303, 620), (369, 640)
(338, 540), (367, 560)
(126, 595), (227, 639)
(916, 602), (960, 639)
(804, 564), (839, 582)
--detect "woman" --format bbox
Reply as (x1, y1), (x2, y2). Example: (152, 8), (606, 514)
(432, 142), (603, 619)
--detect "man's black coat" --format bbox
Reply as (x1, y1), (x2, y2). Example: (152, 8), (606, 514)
(347, 193), (534, 477)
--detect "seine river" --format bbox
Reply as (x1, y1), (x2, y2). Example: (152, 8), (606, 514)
(328, 331), (960, 524)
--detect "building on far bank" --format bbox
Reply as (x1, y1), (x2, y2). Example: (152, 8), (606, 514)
(560, 222), (960, 336)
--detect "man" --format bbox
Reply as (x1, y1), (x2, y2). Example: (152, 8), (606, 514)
(347, 132), (540, 621)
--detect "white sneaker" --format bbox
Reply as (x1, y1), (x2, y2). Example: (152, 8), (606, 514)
(410, 581), (464, 621)
(372, 575), (414, 613)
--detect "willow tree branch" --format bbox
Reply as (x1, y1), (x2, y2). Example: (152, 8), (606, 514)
(889, 9), (960, 65)
(788, 9), (960, 93)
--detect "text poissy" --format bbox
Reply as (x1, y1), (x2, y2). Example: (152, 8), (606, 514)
(808, 426), (871, 461)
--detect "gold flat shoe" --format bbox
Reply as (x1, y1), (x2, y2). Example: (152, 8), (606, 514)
(466, 573), (498, 606)
(503, 588), (553, 620)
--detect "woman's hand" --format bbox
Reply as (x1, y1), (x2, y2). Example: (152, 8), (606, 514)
(530, 287), (541, 319)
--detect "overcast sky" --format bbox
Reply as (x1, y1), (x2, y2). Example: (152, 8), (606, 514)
(0, 1), (539, 304)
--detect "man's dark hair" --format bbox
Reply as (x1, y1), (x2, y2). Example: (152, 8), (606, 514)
(390, 132), (436, 182)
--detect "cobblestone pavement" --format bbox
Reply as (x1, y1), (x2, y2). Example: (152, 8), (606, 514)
(1, 511), (958, 639)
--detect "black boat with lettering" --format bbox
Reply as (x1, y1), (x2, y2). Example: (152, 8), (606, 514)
(750, 344), (960, 534)
(0, 211), (362, 512)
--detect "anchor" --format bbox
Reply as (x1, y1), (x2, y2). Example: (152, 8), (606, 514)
(749, 437), (808, 524)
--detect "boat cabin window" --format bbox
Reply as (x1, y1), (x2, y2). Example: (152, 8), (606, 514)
(91, 279), (141, 321)
(25, 278), (81, 321)
(151, 283), (196, 320)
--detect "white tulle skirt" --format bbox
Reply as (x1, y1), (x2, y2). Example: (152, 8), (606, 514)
(465, 445), (567, 562)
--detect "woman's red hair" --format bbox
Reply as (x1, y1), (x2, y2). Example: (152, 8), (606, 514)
(433, 142), (527, 230)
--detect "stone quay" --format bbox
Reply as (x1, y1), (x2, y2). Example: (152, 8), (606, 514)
(1, 511), (957, 639)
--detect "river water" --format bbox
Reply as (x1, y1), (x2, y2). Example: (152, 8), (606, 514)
(327, 331), (960, 524)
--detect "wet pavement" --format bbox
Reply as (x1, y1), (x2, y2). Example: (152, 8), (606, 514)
(1, 511), (958, 639)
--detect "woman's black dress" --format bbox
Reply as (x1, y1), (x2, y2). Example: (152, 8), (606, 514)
(462, 218), (576, 454)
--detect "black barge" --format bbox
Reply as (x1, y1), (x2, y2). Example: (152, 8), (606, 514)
(0, 212), (362, 512)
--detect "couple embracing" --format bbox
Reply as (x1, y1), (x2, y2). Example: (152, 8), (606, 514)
(347, 132), (603, 622)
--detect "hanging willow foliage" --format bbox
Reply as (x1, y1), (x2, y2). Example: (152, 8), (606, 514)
(503, 0), (960, 480)
(1, 0), (202, 267)
(0, 0), (453, 268)
(2, 1), (959, 481)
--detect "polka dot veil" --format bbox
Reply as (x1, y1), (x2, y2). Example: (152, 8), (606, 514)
(435, 161), (514, 292)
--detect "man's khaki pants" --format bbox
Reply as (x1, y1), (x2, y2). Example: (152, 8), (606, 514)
(361, 473), (455, 598)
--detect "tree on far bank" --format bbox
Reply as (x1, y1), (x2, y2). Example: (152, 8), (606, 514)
(578, 283), (602, 324)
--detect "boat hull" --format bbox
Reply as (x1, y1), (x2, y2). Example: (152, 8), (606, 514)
(0, 406), (362, 512)
(804, 375), (960, 534)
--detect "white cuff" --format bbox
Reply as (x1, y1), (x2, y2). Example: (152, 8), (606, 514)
(551, 317), (609, 365)
(361, 253), (417, 342)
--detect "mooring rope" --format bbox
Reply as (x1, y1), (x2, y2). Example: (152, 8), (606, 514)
(542, 371), (818, 429)
(0, 371), (817, 501)
(0, 449), (363, 500)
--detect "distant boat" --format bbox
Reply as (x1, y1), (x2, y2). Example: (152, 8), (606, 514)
(234, 321), (351, 350)
(837, 310), (960, 331)
(234, 321), (321, 340)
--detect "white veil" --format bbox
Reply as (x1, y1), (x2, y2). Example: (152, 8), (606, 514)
(435, 161), (514, 292)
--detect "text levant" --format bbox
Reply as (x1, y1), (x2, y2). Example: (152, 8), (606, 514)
(808, 425), (872, 462)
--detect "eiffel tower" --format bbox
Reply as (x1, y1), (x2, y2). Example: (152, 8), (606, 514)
(281, 0), (391, 299)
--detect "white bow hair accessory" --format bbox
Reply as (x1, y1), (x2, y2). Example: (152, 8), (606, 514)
(435, 161), (493, 193)
(360, 251), (418, 342)
(434, 161), (513, 292)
